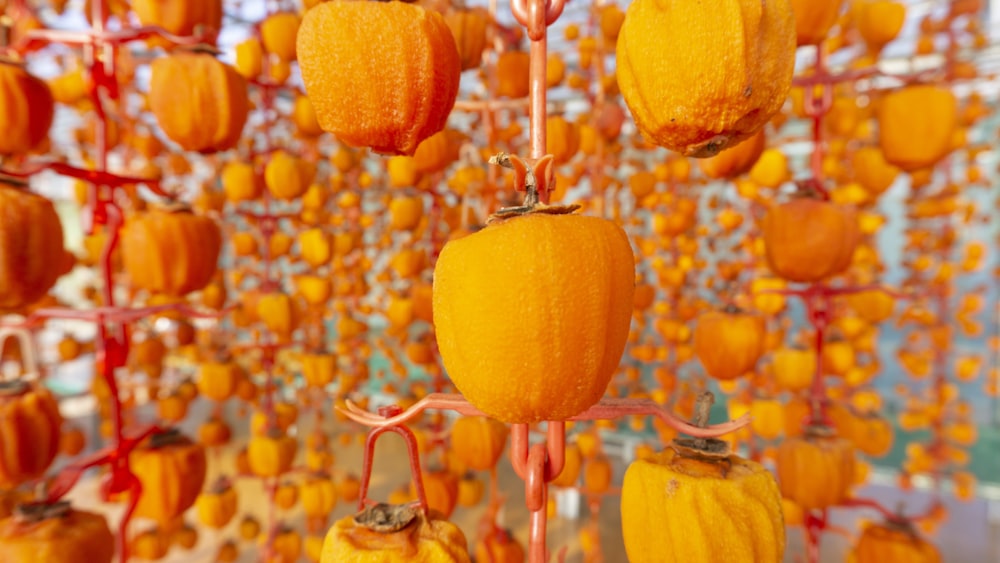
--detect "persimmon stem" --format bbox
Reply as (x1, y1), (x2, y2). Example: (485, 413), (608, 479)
(489, 151), (540, 208)
(692, 391), (714, 428)
(692, 391), (715, 449)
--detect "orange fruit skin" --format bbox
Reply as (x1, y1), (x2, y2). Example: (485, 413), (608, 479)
(148, 53), (249, 154)
(761, 198), (859, 283)
(433, 213), (635, 424)
(616, 0), (795, 157)
(297, 1), (461, 156)
(877, 85), (957, 172)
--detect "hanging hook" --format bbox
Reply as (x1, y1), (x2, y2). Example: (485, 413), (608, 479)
(356, 405), (430, 514)
(510, 0), (566, 41)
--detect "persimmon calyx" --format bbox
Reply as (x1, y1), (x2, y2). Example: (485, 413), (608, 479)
(487, 151), (579, 223)
(354, 503), (417, 533)
(149, 427), (183, 448)
(671, 391), (731, 459)
(14, 500), (70, 523)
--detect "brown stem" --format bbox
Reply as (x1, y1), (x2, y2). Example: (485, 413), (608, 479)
(692, 391), (714, 449)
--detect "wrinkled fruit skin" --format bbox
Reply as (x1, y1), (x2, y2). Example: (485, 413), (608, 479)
(0, 508), (115, 563)
(322, 509), (470, 563)
(148, 52), (249, 154)
(616, 0), (795, 157)
(0, 184), (66, 313)
(433, 213), (635, 424)
(297, 1), (461, 156)
(621, 448), (786, 563)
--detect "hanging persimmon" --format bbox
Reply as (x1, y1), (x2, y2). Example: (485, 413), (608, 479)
(444, 8), (490, 72)
(878, 85), (957, 172)
(0, 381), (62, 488)
(320, 504), (469, 562)
(414, 470), (459, 519)
(120, 204), (222, 297)
(546, 115), (581, 164)
(148, 50), (249, 153)
(616, 0), (795, 156)
(301, 474), (337, 521)
(414, 129), (463, 175)
(261, 12), (300, 62)
(196, 479), (238, 529)
(0, 181), (67, 312)
(788, 0), (845, 46)
(433, 190), (635, 423)
(133, 0), (222, 42)
(197, 359), (245, 402)
(248, 430), (298, 478)
(293, 95), (324, 137)
(851, 518), (941, 562)
(234, 37), (263, 79)
(693, 306), (766, 381)
(771, 346), (816, 392)
(698, 129), (766, 180)
(0, 502), (115, 563)
(265, 150), (313, 200)
(776, 425), (855, 510)
(0, 61), (55, 155)
(761, 191), (859, 283)
(855, 1), (906, 54)
(474, 528), (525, 563)
(298, 0), (461, 155)
(496, 51), (531, 98)
(621, 393), (785, 562)
(450, 416), (509, 471)
(129, 429), (207, 525)
(852, 146), (900, 197)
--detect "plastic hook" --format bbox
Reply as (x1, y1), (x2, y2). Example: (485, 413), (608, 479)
(356, 405), (430, 514)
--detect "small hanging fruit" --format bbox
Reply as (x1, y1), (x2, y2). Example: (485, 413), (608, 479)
(433, 154), (635, 423)
(0, 501), (114, 563)
(877, 85), (957, 172)
(0, 181), (67, 312)
(443, 8), (490, 72)
(120, 203), (222, 297)
(297, 0), (461, 155)
(616, 0), (795, 156)
(0, 380), (62, 488)
(698, 129), (766, 180)
(449, 416), (509, 471)
(621, 392), (785, 562)
(148, 49), (249, 153)
(301, 352), (337, 389)
(855, 1), (907, 54)
(261, 12), (301, 62)
(850, 517), (941, 562)
(761, 189), (860, 283)
(129, 429), (208, 525)
(776, 424), (855, 510)
(248, 429), (298, 478)
(0, 60), (55, 155)
(320, 503), (470, 562)
(133, 0), (222, 42)
(693, 306), (766, 381)
(196, 478), (238, 529)
(788, 0), (846, 46)
(196, 358), (245, 402)
(302, 473), (338, 522)
(474, 528), (525, 563)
